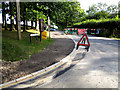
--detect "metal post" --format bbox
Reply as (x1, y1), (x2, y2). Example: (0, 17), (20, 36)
(39, 19), (42, 42)
(48, 8), (50, 39)
(48, 16), (50, 39)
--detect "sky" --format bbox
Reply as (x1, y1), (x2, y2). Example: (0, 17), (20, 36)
(77, 0), (120, 11)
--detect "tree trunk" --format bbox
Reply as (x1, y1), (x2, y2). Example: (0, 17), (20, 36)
(23, 3), (26, 32)
(31, 20), (33, 29)
(35, 3), (38, 30)
(15, 16), (18, 30)
(26, 20), (28, 29)
(35, 18), (37, 30)
(2, 2), (5, 28)
(10, 2), (15, 31)
(23, 16), (26, 31)
(15, 2), (18, 30)
(5, 15), (7, 30)
(16, 0), (21, 40)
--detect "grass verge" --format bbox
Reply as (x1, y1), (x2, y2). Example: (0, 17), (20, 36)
(2, 30), (54, 62)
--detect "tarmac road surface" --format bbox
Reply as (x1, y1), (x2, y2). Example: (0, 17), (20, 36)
(36, 34), (119, 88)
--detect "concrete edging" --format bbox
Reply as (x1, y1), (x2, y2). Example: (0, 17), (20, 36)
(0, 33), (77, 89)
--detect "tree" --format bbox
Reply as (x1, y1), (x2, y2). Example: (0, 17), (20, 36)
(97, 3), (107, 11)
(23, 2), (26, 32)
(86, 4), (98, 19)
(107, 5), (118, 18)
(47, 2), (84, 29)
(16, 0), (21, 40)
(2, 2), (84, 32)
(119, 1), (120, 18)
(86, 3), (119, 20)
(2, 2), (5, 28)
(10, 2), (15, 31)
(2, 2), (9, 30)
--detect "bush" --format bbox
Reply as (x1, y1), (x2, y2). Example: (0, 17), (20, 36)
(112, 28), (120, 38)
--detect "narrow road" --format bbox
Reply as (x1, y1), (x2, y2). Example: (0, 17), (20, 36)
(36, 34), (119, 88)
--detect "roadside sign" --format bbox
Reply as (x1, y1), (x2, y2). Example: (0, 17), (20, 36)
(78, 28), (86, 34)
(76, 34), (90, 51)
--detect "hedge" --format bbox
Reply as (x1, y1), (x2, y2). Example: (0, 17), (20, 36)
(72, 18), (120, 38)
(73, 18), (120, 29)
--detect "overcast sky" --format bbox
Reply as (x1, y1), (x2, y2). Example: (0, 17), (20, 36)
(77, 0), (120, 11)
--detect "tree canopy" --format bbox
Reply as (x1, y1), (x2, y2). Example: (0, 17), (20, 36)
(86, 3), (118, 20)
(2, 2), (85, 31)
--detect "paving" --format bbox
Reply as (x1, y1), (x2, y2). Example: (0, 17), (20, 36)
(36, 34), (119, 88)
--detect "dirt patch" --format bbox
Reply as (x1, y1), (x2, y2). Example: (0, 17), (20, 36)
(1, 31), (75, 83)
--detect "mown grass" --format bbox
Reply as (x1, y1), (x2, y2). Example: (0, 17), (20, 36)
(2, 30), (54, 62)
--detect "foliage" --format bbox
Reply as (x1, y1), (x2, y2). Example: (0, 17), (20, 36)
(73, 17), (120, 38)
(86, 3), (118, 20)
(74, 2), (120, 38)
(74, 17), (120, 28)
(45, 2), (85, 30)
(2, 2), (85, 31)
